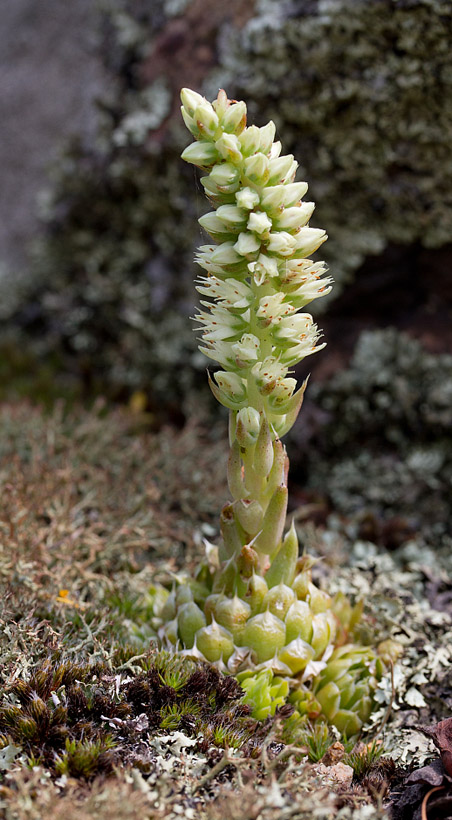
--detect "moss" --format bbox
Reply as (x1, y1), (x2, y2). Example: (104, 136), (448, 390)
(0, 653), (262, 780)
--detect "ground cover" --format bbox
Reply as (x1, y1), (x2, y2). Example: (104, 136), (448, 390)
(0, 401), (451, 818)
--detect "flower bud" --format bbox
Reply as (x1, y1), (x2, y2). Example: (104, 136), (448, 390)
(268, 154), (296, 185)
(243, 153), (270, 184)
(233, 231), (261, 257)
(247, 211), (272, 235)
(216, 204), (247, 228)
(177, 601), (206, 648)
(258, 120), (276, 153)
(262, 582), (295, 620)
(181, 141), (219, 168)
(285, 600), (313, 643)
(181, 87), (206, 116)
(293, 227), (327, 257)
(198, 212), (236, 240)
(181, 106), (199, 137)
(260, 182), (308, 212)
(221, 101), (247, 135)
(245, 573), (268, 615)
(236, 187), (260, 210)
(210, 241), (242, 267)
(194, 103), (219, 139)
(195, 620), (235, 662)
(210, 371), (247, 410)
(239, 125), (261, 156)
(266, 231), (297, 257)
(215, 133), (242, 162)
(242, 610), (286, 663)
(209, 162), (241, 189)
(236, 406), (261, 447)
(278, 638), (315, 674)
(275, 203), (315, 231)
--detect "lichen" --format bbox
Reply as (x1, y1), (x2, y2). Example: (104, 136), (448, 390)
(300, 329), (452, 545)
(214, 0), (452, 296)
(1, 0), (451, 402)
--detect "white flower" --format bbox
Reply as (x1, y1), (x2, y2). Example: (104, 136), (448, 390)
(196, 304), (248, 342)
(251, 357), (288, 395)
(195, 276), (253, 310)
(247, 254), (279, 286)
(256, 293), (295, 324)
(214, 371), (247, 401)
(232, 334), (261, 366)
(293, 227), (327, 256)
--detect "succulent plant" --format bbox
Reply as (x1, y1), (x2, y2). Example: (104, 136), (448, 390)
(156, 87), (384, 736)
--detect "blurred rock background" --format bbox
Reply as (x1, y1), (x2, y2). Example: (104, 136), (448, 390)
(0, 0), (451, 545)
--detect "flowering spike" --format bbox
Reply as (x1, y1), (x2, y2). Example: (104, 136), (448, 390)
(154, 88), (388, 738)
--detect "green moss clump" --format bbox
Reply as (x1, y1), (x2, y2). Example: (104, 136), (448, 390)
(0, 654), (263, 779)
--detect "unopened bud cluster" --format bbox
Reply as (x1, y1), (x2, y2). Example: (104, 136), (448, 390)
(154, 89), (385, 737)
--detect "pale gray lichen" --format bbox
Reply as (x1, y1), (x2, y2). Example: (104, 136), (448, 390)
(301, 329), (452, 543)
(213, 0), (452, 296)
(2, 0), (452, 403)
